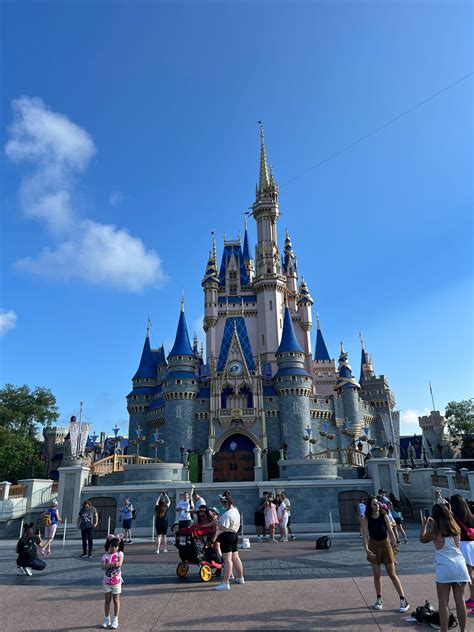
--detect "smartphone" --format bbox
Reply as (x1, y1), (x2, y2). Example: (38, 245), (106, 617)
(423, 508), (430, 518)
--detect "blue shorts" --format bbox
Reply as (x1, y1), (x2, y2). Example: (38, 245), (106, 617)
(123, 519), (132, 529)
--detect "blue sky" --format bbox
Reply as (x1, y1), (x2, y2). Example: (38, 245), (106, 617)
(1, 1), (472, 437)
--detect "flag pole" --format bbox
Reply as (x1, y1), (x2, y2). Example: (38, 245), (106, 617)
(429, 382), (436, 411)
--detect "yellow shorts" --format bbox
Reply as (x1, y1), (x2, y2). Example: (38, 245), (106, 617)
(103, 583), (122, 594)
(368, 538), (395, 566)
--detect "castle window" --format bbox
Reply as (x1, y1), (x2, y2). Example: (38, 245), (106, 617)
(291, 376), (296, 381)
(262, 334), (265, 345)
(283, 423), (288, 436)
(269, 300), (273, 311)
(176, 405), (182, 418)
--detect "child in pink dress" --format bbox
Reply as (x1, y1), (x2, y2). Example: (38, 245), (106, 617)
(264, 494), (279, 542)
(101, 535), (125, 629)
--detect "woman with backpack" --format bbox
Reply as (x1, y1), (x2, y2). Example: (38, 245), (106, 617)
(450, 494), (474, 610)
(16, 523), (46, 576)
(41, 499), (61, 556)
(420, 503), (470, 632)
(388, 493), (408, 544)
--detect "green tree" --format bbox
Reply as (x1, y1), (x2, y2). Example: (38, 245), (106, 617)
(0, 384), (59, 482)
(445, 398), (474, 459)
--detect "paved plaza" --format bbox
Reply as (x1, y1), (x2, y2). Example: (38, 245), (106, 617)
(1, 527), (473, 631)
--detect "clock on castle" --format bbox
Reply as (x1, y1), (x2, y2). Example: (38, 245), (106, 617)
(127, 126), (398, 483)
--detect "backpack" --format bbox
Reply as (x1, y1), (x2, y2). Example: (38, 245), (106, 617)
(411, 602), (458, 629)
(132, 508), (137, 520)
(42, 512), (52, 527)
(316, 536), (331, 550)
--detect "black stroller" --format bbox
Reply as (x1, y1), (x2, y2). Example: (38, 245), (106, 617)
(174, 524), (223, 582)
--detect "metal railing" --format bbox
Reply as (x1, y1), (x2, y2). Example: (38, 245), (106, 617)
(91, 453), (159, 476)
(316, 448), (365, 468)
(454, 475), (470, 491)
(431, 474), (449, 488)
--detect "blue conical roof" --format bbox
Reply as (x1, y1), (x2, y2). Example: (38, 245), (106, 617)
(315, 328), (330, 361)
(243, 226), (251, 260)
(169, 308), (193, 356)
(360, 347), (367, 383)
(277, 307), (304, 354)
(133, 335), (156, 379)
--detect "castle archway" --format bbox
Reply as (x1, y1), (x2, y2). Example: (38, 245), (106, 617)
(213, 433), (256, 483)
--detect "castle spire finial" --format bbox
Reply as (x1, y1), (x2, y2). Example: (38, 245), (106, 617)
(359, 331), (365, 349)
(211, 231), (217, 264)
(316, 312), (320, 329)
(257, 120), (270, 192)
(340, 340), (345, 354)
(146, 317), (151, 338)
(181, 290), (185, 312)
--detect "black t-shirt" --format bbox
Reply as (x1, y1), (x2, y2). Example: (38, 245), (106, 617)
(367, 513), (388, 541)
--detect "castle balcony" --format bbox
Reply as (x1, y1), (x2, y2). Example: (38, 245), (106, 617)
(217, 407), (256, 429)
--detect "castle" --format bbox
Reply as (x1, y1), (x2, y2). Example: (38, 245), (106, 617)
(126, 128), (399, 482)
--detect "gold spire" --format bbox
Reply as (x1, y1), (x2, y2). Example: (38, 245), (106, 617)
(258, 121), (270, 191)
(146, 317), (151, 338)
(181, 290), (185, 312)
(340, 340), (345, 354)
(359, 331), (365, 349)
(211, 231), (217, 264)
(316, 312), (321, 329)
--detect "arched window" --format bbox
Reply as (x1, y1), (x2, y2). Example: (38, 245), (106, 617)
(221, 385), (234, 409)
(239, 384), (253, 408)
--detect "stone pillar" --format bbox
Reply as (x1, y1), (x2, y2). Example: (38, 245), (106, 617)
(57, 465), (90, 524)
(366, 457), (399, 497)
(436, 468), (456, 498)
(0, 481), (11, 501)
(202, 448), (214, 483)
(17, 479), (54, 510)
(254, 447), (263, 482)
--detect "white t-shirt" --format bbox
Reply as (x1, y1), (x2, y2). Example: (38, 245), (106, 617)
(177, 500), (192, 521)
(218, 506), (240, 533)
(282, 498), (291, 516)
(277, 503), (287, 520)
(194, 497), (206, 510)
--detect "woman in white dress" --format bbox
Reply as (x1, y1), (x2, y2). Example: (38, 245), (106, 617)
(450, 494), (474, 609)
(420, 503), (470, 632)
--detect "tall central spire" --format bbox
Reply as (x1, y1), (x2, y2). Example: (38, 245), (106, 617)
(258, 121), (270, 192)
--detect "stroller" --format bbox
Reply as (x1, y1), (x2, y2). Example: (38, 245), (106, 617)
(174, 524), (223, 582)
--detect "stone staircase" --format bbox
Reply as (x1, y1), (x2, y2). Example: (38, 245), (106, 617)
(337, 466), (362, 479)
(93, 471), (125, 487)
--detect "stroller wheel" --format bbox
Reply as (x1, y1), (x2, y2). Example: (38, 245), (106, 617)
(199, 564), (213, 582)
(215, 568), (222, 578)
(176, 562), (189, 578)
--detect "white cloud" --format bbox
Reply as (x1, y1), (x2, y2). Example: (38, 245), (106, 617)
(399, 408), (430, 435)
(108, 191), (124, 207)
(0, 309), (17, 335)
(6, 97), (166, 292)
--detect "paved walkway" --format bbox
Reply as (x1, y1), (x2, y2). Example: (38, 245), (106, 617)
(1, 528), (473, 631)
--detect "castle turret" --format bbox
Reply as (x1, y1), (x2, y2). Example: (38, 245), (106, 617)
(312, 314), (337, 396)
(252, 125), (286, 366)
(334, 342), (362, 439)
(202, 235), (219, 359)
(127, 322), (158, 444)
(242, 220), (255, 283)
(162, 300), (199, 462)
(282, 230), (298, 306)
(297, 276), (313, 375)
(274, 307), (312, 459)
(359, 333), (375, 384)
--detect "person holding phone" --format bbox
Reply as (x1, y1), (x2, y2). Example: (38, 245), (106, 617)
(155, 492), (170, 554)
(214, 493), (244, 591)
(420, 503), (470, 632)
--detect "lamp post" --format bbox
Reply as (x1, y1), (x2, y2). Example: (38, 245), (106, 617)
(303, 425), (317, 459)
(319, 420), (336, 452)
(149, 431), (164, 460)
(129, 425), (145, 456)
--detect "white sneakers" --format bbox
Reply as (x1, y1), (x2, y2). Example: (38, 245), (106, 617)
(215, 582), (230, 591)
(399, 598), (410, 613)
(374, 597), (383, 610)
(234, 576), (245, 584)
(102, 616), (119, 628)
(24, 567), (32, 576)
